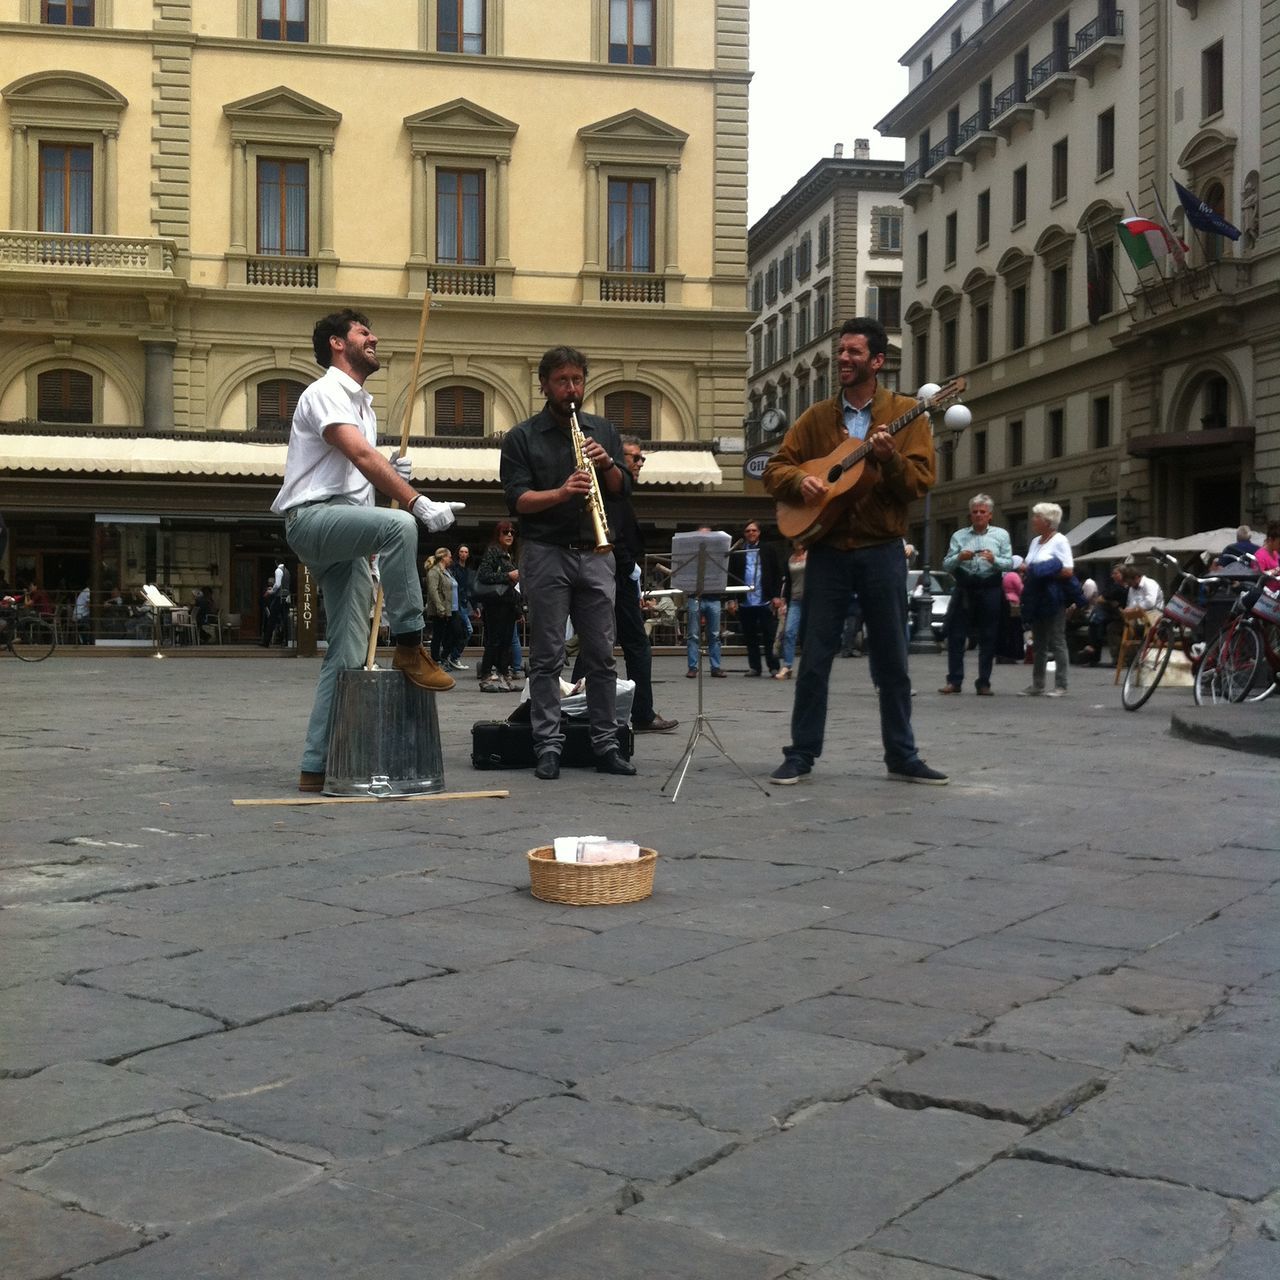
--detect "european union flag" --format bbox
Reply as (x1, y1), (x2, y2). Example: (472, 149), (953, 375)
(1173, 179), (1241, 241)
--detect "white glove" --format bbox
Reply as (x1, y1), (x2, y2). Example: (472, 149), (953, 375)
(390, 452), (412, 483)
(410, 496), (465, 532)
(369, 554), (381, 583)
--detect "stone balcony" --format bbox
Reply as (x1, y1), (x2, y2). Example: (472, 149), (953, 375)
(0, 231), (176, 275)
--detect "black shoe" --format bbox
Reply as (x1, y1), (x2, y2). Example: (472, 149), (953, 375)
(710, 668), (726, 678)
(887, 759), (949, 786)
(595, 750), (637, 776)
(744, 669), (762, 677)
(769, 758), (810, 785)
(534, 752), (560, 781)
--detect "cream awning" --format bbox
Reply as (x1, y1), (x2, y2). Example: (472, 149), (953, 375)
(0, 435), (722, 486)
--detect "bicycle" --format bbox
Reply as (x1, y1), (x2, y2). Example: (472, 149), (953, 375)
(1120, 551), (1222, 711)
(1194, 573), (1280, 705)
(0, 598), (57, 662)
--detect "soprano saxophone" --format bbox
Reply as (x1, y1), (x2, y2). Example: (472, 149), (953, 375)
(568, 401), (613, 554)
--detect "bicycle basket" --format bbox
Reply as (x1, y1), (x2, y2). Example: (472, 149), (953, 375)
(1250, 583), (1280, 625)
(1164, 593), (1206, 627)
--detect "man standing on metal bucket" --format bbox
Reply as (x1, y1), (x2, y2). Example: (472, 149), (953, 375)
(500, 345), (635, 781)
(272, 310), (461, 794)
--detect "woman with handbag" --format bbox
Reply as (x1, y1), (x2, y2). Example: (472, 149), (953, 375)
(475, 520), (521, 692)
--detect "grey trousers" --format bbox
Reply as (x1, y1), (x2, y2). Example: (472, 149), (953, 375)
(285, 499), (425, 773)
(521, 541), (618, 757)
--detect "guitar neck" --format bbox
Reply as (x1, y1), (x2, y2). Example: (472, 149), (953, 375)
(841, 401), (928, 469)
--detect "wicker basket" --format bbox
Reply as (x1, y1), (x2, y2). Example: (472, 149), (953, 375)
(526, 845), (658, 906)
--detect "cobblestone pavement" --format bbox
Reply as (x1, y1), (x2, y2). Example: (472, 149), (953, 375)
(2, 652), (1277, 1279)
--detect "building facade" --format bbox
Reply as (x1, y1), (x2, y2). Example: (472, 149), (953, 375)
(0, 0), (753, 634)
(743, 143), (904, 481)
(876, 0), (1277, 564)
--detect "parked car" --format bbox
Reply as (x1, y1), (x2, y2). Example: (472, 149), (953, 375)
(906, 569), (954, 641)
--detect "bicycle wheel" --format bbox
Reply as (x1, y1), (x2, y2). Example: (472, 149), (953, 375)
(1194, 627), (1255, 705)
(1241, 621), (1276, 702)
(1121, 620), (1174, 710)
(10, 616), (55, 662)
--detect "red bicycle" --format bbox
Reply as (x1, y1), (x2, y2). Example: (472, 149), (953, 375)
(1194, 574), (1280, 705)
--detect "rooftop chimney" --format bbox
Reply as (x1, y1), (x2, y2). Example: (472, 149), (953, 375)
(834, 142), (844, 158)
(854, 138), (870, 159)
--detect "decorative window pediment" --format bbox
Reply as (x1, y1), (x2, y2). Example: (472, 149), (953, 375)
(996, 246), (1032, 282)
(578, 109), (687, 166)
(931, 286), (960, 317)
(1033, 224), (1074, 268)
(2, 70), (126, 130)
(223, 86), (341, 148)
(962, 267), (994, 297)
(903, 300), (931, 328)
(1076, 198), (1125, 237)
(404, 98), (517, 159)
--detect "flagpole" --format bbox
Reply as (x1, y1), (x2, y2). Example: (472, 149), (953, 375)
(1087, 227), (1137, 322)
(1149, 182), (1209, 298)
(1125, 190), (1178, 310)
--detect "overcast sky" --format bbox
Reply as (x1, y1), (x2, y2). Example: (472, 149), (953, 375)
(748, 0), (957, 226)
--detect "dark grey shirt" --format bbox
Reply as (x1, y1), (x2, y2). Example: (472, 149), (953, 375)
(500, 405), (629, 546)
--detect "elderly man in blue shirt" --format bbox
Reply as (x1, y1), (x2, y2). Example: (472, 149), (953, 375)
(939, 493), (1013, 696)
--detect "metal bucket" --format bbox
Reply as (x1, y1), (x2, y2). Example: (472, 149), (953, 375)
(324, 668), (445, 797)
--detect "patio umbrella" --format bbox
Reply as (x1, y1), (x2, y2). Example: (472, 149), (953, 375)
(1161, 527), (1268, 553)
(1075, 535), (1173, 560)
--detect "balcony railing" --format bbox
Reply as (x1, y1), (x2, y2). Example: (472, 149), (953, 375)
(926, 135), (962, 176)
(957, 109), (991, 145)
(1074, 8), (1124, 56)
(0, 231), (175, 272)
(1028, 46), (1077, 102)
(246, 255), (318, 288)
(991, 79), (1028, 121)
(600, 273), (666, 303)
(427, 265), (496, 296)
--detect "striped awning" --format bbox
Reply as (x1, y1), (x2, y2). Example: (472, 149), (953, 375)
(0, 435), (722, 486)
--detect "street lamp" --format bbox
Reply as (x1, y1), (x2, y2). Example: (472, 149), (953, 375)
(910, 398), (972, 652)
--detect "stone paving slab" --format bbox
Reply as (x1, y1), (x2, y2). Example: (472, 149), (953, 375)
(193, 1046), (558, 1161)
(798, 1253), (990, 1279)
(845, 961), (1063, 1017)
(1206, 1238), (1280, 1280)
(1155, 993), (1280, 1078)
(627, 929), (937, 1014)
(355, 960), (612, 1037)
(633, 1094), (1022, 1264)
(579, 1022), (902, 1136)
(0, 980), (222, 1076)
(927, 933), (1135, 980)
(755, 994), (986, 1054)
(120, 1007), (428, 1099)
(1003, 904), (1200, 950)
(873, 1046), (1104, 1126)
(16, 1120), (319, 1232)
(1059, 967), (1229, 1014)
(431, 983), (757, 1084)
(1127, 928), (1279, 989)
(816, 902), (1012, 947)
(968, 996), (1192, 1069)
(523, 920), (745, 977)
(1020, 1067), (1280, 1198)
(76, 1141), (627, 1280)
(0, 1061), (198, 1154)
(77, 927), (449, 1026)
(470, 1095), (735, 1182)
(467, 1214), (795, 1280)
(0, 1181), (142, 1280)
(0, 927), (193, 990)
(100, 895), (376, 949)
(288, 869), (514, 915)
(868, 1157), (1237, 1280)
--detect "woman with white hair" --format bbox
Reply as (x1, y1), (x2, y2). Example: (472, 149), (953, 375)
(1018, 502), (1074, 697)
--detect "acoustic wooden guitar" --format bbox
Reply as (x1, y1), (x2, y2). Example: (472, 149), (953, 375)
(774, 377), (967, 546)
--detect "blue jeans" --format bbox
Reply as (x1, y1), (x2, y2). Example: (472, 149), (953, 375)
(946, 580), (1002, 690)
(448, 608), (473, 662)
(686, 596), (722, 670)
(784, 540), (920, 771)
(780, 600), (803, 667)
(284, 499), (425, 774)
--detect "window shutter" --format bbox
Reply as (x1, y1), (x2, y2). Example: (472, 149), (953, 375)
(603, 390), (653, 440)
(256, 379), (305, 430)
(434, 386), (484, 437)
(37, 369), (93, 423)
(866, 286), (879, 318)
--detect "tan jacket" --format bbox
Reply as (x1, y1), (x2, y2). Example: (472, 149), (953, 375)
(425, 561), (453, 618)
(761, 385), (936, 549)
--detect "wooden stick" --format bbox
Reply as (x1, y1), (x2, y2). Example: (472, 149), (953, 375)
(367, 288), (435, 668)
(233, 788), (509, 808)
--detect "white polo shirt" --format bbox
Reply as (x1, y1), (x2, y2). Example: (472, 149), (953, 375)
(271, 365), (376, 513)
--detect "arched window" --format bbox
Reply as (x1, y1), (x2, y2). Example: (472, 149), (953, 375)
(256, 378), (306, 431)
(435, 385), (485, 437)
(1201, 375), (1229, 431)
(37, 368), (93, 423)
(602, 389), (652, 440)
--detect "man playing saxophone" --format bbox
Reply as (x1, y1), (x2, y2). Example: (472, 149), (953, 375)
(499, 346), (635, 780)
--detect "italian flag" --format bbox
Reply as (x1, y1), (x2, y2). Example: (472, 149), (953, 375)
(1117, 217), (1186, 269)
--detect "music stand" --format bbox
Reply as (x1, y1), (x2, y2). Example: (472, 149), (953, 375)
(662, 532), (769, 803)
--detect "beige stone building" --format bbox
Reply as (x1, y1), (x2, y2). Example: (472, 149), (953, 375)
(877, 0), (1277, 565)
(743, 143), (905, 496)
(0, 0), (752, 635)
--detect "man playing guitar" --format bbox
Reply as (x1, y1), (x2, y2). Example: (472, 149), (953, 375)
(761, 316), (947, 787)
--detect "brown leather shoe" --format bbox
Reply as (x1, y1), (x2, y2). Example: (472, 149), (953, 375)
(938, 684), (962, 694)
(634, 715), (679, 732)
(392, 644), (456, 691)
(298, 771), (325, 793)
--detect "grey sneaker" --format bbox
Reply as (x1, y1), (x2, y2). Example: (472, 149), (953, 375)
(1045, 688), (1067, 698)
(1018, 686), (1043, 697)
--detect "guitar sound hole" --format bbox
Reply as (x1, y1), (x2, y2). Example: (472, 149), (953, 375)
(827, 465), (842, 484)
